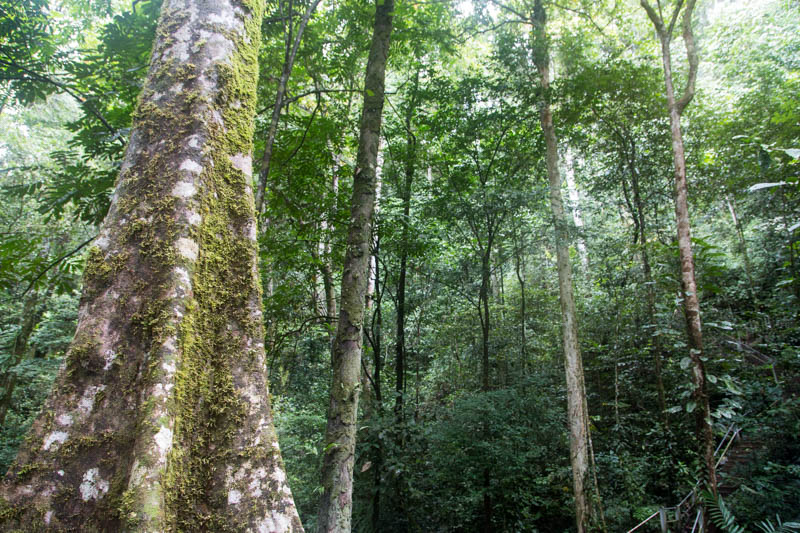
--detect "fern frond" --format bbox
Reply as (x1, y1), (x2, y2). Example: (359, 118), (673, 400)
(703, 489), (746, 533)
(757, 516), (800, 533)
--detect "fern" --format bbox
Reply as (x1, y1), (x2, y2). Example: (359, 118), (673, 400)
(702, 490), (800, 533)
(703, 490), (746, 533)
(757, 516), (800, 533)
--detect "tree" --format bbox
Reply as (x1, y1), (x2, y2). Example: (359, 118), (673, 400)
(316, 0), (394, 530)
(530, 1), (593, 530)
(640, 0), (717, 502)
(0, 0), (303, 530)
(255, 0), (322, 217)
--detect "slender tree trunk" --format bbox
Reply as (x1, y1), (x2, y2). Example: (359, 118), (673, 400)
(726, 196), (756, 302)
(564, 149), (589, 272)
(480, 248), (492, 394)
(627, 142), (667, 422)
(532, 2), (591, 530)
(513, 228), (527, 361)
(316, 0), (394, 530)
(255, 0), (321, 216)
(478, 240), (494, 531)
(1, 1), (303, 531)
(395, 70), (418, 420)
(321, 168), (340, 345)
(0, 290), (47, 427)
(641, 0), (717, 504)
(368, 233), (383, 532)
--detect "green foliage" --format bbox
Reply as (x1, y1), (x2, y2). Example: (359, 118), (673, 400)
(1, 0), (799, 531)
(705, 489), (747, 533)
(704, 490), (800, 533)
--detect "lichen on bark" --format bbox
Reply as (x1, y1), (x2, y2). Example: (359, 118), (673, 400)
(0, 0), (303, 531)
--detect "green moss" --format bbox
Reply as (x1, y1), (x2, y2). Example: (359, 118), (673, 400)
(12, 462), (46, 481)
(161, 2), (269, 530)
(57, 430), (115, 460)
(65, 333), (101, 374)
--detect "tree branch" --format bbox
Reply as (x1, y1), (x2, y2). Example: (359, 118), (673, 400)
(676, 0), (698, 115)
(22, 235), (96, 296)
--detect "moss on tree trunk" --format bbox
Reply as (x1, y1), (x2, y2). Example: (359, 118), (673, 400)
(0, 1), (303, 531)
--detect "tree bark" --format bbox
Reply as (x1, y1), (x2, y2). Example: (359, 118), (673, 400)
(513, 233), (527, 362)
(641, 0), (717, 501)
(0, 1), (303, 531)
(322, 169), (340, 345)
(532, 2), (591, 531)
(316, 0), (394, 530)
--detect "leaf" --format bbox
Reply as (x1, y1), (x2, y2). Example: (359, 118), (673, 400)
(748, 181), (787, 192)
(779, 148), (800, 159)
(680, 357), (692, 370)
(686, 401), (697, 413)
(366, 89), (375, 97)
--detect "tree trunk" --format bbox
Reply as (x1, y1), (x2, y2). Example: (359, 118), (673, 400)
(640, 0), (716, 503)
(726, 195), (756, 302)
(395, 70), (418, 421)
(626, 140), (667, 422)
(255, 0), (321, 216)
(0, 289), (47, 427)
(513, 227), (527, 361)
(0, 1), (304, 531)
(532, 2), (591, 530)
(368, 233), (383, 532)
(322, 170), (340, 345)
(316, 0), (394, 530)
(564, 149), (589, 272)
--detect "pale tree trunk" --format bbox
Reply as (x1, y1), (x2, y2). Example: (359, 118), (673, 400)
(366, 151), (383, 311)
(0, 1), (303, 531)
(395, 69), (419, 421)
(512, 226), (527, 361)
(564, 149), (589, 272)
(316, 0), (394, 530)
(532, 2), (591, 530)
(641, 0), (717, 502)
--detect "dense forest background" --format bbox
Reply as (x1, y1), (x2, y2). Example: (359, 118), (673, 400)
(1, 0), (798, 531)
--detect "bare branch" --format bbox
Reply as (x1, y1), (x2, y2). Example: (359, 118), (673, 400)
(22, 235), (96, 297)
(666, 0), (685, 37)
(0, 59), (119, 137)
(640, 0), (665, 35)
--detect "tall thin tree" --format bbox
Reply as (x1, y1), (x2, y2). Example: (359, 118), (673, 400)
(316, 0), (394, 530)
(640, 0), (717, 501)
(531, 1), (592, 530)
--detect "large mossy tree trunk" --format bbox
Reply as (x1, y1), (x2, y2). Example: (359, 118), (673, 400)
(531, 1), (591, 531)
(0, 1), (303, 531)
(641, 0), (717, 506)
(316, 0), (394, 531)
